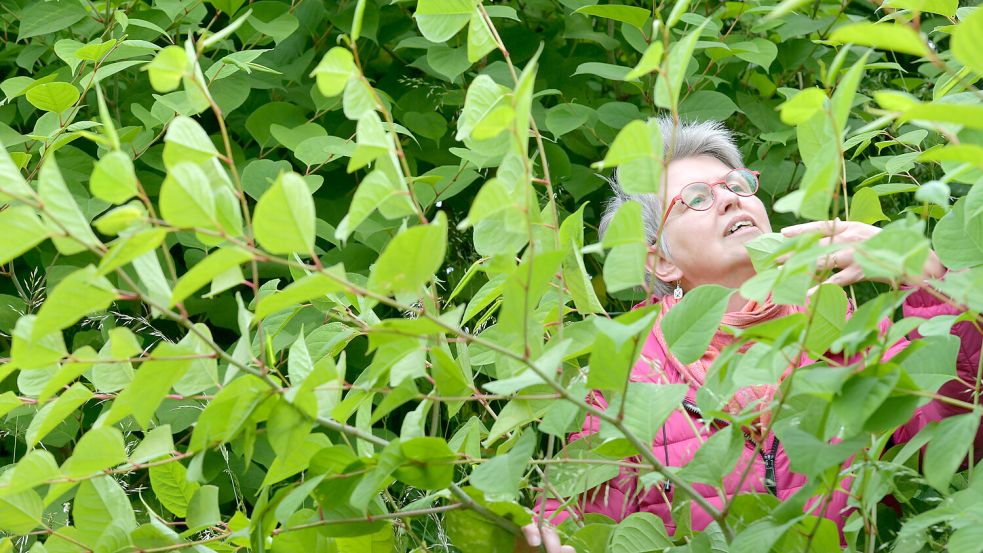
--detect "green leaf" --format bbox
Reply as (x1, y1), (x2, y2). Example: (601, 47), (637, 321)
(97, 228), (168, 275)
(11, 315), (67, 369)
(545, 103), (593, 138)
(159, 162), (218, 229)
(778, 87), (826, 125)
(617, 382), (688, 450)
(255, 267), (346, 319)
(162, 116), (220, 166)
(62, 426), (128, 477)
(456, 74), (509, 142)
(76, 39), (117, 61)
(933, 199), (983, 269)
(393, 437), (457, 490)
(310, 47), (354, 97)
(74, 476), (138, 534)
(0, 490), (43, 534)
(884, 0), (956, 16)
(0, 206), (48, 265)
(732, 38), (778, 72)
(348, 111), (389, 172)
(90, 151), (137, 204)
(679, 90), (740, 122)
(104, 342), (195, 429)
(573, 5), (650, 30)
(849, 187), (888, 224)
(654, 20), (708, 109)
(624, 41), (664, 80)
(33, 266), (115, 339)
(335, 523), (394, 553)
(952, 7), (983, 75)
(0, 139), (37, 203)
(470, 429), (535, 498)
(467, 10), (496, 62)
(254, 171), (316, 254)
(25, 82), (80, 112)
(609, 513), (674, 551)
(661, 284), (733, 364)
(171, 247), (253, 306)
(130, 425), (176, 464)
(804, 284), (848, 356)
(572, 62), (634, 81)
(368, 212), (448, 295)
(25, 382), (92, 446)
(150, 461), (200, 517)
(39, 156), (101, 254)
(2, 450), (59, 496)
(414, 0), (473, 42)
(187, 485), (221, 530)
(924, 413), (980, 492)
(17, 0), (87, 40)
(828, 22), (931, 58)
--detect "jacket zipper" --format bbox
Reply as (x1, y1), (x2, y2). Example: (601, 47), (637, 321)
(681, 400), (781, 496)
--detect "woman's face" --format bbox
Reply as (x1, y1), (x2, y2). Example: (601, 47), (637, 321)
(656, 155), (772, 291)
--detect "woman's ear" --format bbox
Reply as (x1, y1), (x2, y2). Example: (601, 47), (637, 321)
(652, 250), (684, 284)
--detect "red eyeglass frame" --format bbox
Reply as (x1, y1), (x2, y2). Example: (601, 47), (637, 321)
(657, 169), (761, 233)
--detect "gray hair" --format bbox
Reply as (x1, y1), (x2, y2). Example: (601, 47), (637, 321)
(597, 116), (743, 298)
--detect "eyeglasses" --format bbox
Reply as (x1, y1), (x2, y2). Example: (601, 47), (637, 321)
(658, 169), (760, 232)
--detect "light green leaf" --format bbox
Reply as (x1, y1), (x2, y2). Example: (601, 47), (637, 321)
(618, 383), (688, 450)
(933, 199), (983, 269)
(603, 244), (647, 293)
(849, 187), (888, 224)
(254, 171), (316, 254)
(545, 103), (593, 138)
(255, 267), (346, 320)
(679, 90), (739, 122)
(804, 284), (848, 356)
(187, 485), (221, 530)
(310, 47), (354, 98)
(10, 315), (67, 369)
(573, 5), (650, 30)
(470, 429), (535, 498)
(39, 156), (101, 254)
(17, 1), (87, 40)
(97, 228), (168, 275)
(778, 88), (826, 125)
(159, 162), (218, 229)
(348, 111), (389, 172)
(25, 382), (91, 446)
(34, 266), (115, 339)
(467, 9), (496, 62)
(884, 0), (957, 16)
(609, 513), (674, 551)
(0, 490), (43, 534)
(26, 82), (79, 112)
(1, 450), (59, 497)
(336, 523), (395, 553)
(661, 284), (733, 364)
(76, 39), (117, 61)
(414, 0), (473, 42)
(654, 20), (708, 109)
(74, 476), (137, 533)
(368, 212), (448, 295)
(924, 413), (980, 492)
(335, 169), (412, 239)
(0, 206), (49, 265)
(90, 151), (137, 204)
(62, 426), (128, 477)
(625, 41), (664, 80)
(171, 247), (253, 306)
(828, 22), (931, 58)
(572, 62), (634, 81)
(104, 342), (195, 429)
(456, 74), (509, 141)
(162, 116), (219, 166)
(130, 425), (176, 464)
(149, 461), (200, 517)
(952, 7), (983, 75)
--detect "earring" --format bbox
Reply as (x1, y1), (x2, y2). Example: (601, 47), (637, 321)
(673, 281), (683, 299)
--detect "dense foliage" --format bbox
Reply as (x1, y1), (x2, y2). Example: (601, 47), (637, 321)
(1, 0), (982, 551)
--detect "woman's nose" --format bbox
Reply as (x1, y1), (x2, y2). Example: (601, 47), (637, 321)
(715, 184), (742, 214)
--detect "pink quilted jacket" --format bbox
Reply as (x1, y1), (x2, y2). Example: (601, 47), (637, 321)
(540, 286), (983, 534)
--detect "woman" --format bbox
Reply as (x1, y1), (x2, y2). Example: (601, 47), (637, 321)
(517, 118), (982, 552)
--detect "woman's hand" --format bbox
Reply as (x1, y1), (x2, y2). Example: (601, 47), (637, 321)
(780, 219), (946, 287)
(515, 522), (576, 553)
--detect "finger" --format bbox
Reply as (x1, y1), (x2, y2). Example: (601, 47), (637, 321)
(541, 526), (563, 553)
(522, 524), (542, 547)
(815, 249), (854, 272)
(560, 546), (577, 553)
(824, 266), (862, 287)
(782, 219), (844, 237)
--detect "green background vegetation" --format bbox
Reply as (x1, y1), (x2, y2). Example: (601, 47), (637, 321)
(0, 0), (982, 551)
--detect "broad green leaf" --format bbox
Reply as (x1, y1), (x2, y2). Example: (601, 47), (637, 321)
(254, 171), (316, 254)
(545, 103), (593, 138)
(189, 374), (270, 450)
(933, 199), (983, 269)
(573, 5), (649, 30)
(470, 429), (535, 498)
(90, 151), (137, 204)
(159, 162), (218, 229)
(831, 52), (869, 136)
(572, 62), (634, 81)
(368, 212), (448, 295)
(679, 90), (739, 122)
(97, 228), (168, 275)
(924, 413), (980, 491)
(617, 382), (687, 449)
(33, 265), (115, 339)
(609, 513), (674, 551)
(587, 309), (660, 390)
(310, 47), (354, 97)
(1, 450), (59, 496)
(849, 187), (888, 224)
(0, 206), (48, 265)
(25, 82), (80, 112)
(39, 156), (101, 254)
(884, 0), (956, 15)
(25, 382), (91, 446)
(255, 267), (346, 319)
(952, 7), (983, 75)
(414, 0), (473, 42)
(625, 41), (665, 80)
(104, 342), (195, 429)
(17, 1), (87, 40)
(603, 243), (648, 294)
(76, 39), (117, 61)
(187, 485), (221, 530)
(778, 88), (826, 125)
(73, 476), (137, 534)
(602, 200), (645, 247)
(162, 116), (220, 166)
(804, 284), (848, 356)
(661, 284), (733, 364)
(456, 74), (509, 141)
(94, 204), (146, 235)
(335, 169), (413, 239)
(348, 111), (389, 172)
(171, 247), (253, 306)
(467, 10), (496, 62)
(654, 20), (708, 109)
(0, 139), (37, 203)
(149, 461), (200, 517)
(11, 315), (67, 369)
(0, 490), (43, 534)
(335, 522), (395, 553)
(828, 22), (931, 58)
(130, 425), (176, 464)
(393, 437), (457, 490)
(62, 426), (128, 477)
